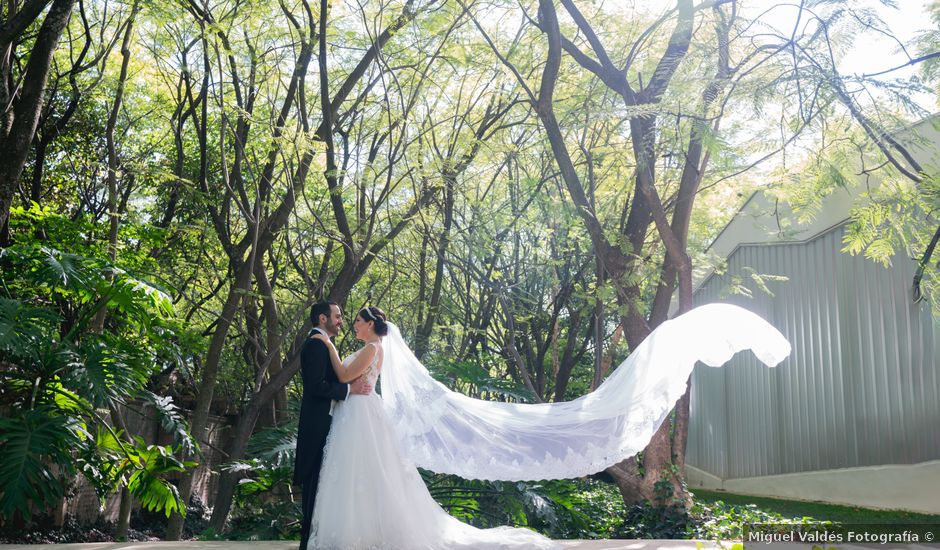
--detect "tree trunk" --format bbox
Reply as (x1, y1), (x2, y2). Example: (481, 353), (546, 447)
(416, 177), (453, 358)
(91, 0), (138, 330)
(530, 0), (700, 508)
(108, 405), (133, 540)
(255, 263), (287, 423)
(29, 137), (48, 203)
(165, 261), (253, 539)
(206, 391), (266, 532)
(552, 307), (585, 401)
(0, 0), (77, 243)
(115, 487), (132, 541)
(605, 389), (691, 507)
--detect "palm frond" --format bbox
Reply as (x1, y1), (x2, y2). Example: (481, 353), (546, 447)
(0, 298), (59, 364)
(66, 335), (150, 407)
(0, 407), (87, 521)
(245, 423), (298, 467)
(142, 391), (196, 454)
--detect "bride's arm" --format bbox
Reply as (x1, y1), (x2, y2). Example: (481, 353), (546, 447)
(337, 343), (380, 383)
(310, 337), (381, 383)
(311, 334), (344, 379)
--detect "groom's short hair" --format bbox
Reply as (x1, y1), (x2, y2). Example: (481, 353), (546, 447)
(310, 301), (338, 327)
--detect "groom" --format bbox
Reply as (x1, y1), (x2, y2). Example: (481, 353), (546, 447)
(294, 300), (372, 550)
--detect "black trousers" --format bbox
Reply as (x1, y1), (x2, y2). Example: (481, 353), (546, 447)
(298, 454), (323, 550)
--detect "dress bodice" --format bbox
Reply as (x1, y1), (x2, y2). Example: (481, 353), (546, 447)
(343, 343), (381, 386)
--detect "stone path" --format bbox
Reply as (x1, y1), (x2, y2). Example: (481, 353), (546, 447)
(0, 540), (723, 550)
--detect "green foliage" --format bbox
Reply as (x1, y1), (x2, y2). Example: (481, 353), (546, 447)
(91, 431), (194, 518)
(0, 233), (196, 524)
(721, 267), (790, 299)
(838, 166), (940, 309)
(143, 392), (197, 455)
(421, 473), (529, 528)
(610, 496), (825, 540)
(523, 479), (626, 539)
(694, 488), (940, 525)
(126, 443), (192, 518)
(764, 110), (940, 308)
(689, 498), (827, 541)
(0, 407), (86, 521)
(617, 503), (694, 539)
(221, 421), (300, 540)
(425, 355), (537, 402)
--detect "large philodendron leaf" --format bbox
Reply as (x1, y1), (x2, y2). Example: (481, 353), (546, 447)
(3, 245), (175, 333)
(0, 298), (59, 363)
(67, 334), (150, 407)
(245, 423), (298, 467)
(0, 407), (88, 521)
(33, 246), (95, 292)
(126, 440), (192, 518)
(129, 469), (185, 518)
(95, 269), (175, 330)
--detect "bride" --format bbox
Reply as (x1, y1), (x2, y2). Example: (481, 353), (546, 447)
(308, 303), (790, 549)
(308, 306), (559, 549)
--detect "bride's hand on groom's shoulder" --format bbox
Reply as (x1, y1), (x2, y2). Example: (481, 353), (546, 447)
(311, 333), (331, 345)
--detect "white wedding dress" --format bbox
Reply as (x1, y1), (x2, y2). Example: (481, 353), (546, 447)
(308, 303), (791, 549)
(309, 347), (559, 550)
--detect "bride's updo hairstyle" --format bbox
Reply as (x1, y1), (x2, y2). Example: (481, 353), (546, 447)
(359, 306), (389, 336)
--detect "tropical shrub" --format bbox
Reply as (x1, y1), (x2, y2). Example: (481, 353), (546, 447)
(222, 420), (301, 540)
(0, 237), (196, 525)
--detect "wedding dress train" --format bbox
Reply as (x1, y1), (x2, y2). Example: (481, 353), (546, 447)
(309, 348), (558, 549)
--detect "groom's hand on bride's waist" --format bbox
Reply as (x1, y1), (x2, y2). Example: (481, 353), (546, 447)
(350, 378), (373, 396)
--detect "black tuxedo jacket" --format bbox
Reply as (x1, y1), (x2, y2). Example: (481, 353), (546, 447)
(293, 332), (349, 485)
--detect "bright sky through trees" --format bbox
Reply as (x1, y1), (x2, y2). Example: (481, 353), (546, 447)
(629, 1), (934, 103)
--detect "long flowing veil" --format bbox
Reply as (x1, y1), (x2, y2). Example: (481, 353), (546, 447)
(380, 303), (790, 481)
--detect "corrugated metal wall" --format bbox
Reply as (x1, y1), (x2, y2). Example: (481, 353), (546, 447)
(687, 224), (940, 479)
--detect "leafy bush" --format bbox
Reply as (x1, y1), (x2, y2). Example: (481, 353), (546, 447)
(690, 498), (824, 540)
(222, 420), (301, 540)
(607, 495), (827, 540)
(0, 241), (196, 525)
(616, 502), (694, 539)
(521, 478), (625, 539)
(424, 354), (536, 402)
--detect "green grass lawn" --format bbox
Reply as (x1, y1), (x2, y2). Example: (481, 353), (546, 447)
(692, 489), (940, 524)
